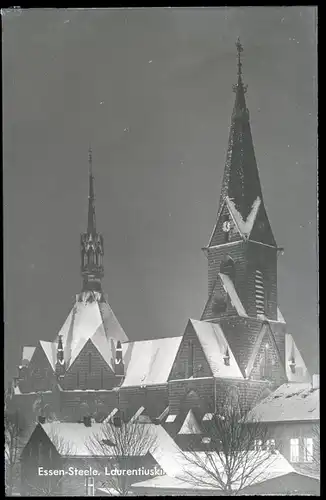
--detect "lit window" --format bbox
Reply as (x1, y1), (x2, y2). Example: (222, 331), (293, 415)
(290, 438), (300, 462)
(86, 476), (95, 496)
(166, 414), (177, 423)
(303, 437), (313, 463)
(202, 437), (211, 444)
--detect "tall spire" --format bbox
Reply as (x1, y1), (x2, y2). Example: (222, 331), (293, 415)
(80, 148), (104, 292)
(87, 145), (96, 235)
(218, 38), (263, 221)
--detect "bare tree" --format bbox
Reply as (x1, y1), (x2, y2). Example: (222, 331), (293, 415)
(5, 410), (25, 496)
(178, 397), (277, 496)
(23, 424), (77, 496)
(86, 415), (158, 496)
(299, 423), (320, 478)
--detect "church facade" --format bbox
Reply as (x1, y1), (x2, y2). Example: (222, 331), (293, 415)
(7, 41), (310, 435)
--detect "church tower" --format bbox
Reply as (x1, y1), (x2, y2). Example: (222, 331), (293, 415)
(202, 39), (279, 323)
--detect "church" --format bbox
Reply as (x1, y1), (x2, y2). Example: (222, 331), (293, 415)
(7, 40), (310, 435)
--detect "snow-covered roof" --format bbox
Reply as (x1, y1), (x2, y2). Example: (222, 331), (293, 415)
(285, 334), (310, 382)
(40, 341), (58, 370)
(22, 346), (36, 363)
(218, 273), (247, 317)
(57, 291), (128, 370)
(226, 195), (261, 239)
(132, 451), (296, 491)
(39, 421), (179, 461)
(178, 410), (202, 435)
(121, 336), (182, 387)
(247, 383), (319, 423)
(190, 319), (243, 379)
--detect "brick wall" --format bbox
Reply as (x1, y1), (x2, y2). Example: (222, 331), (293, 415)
(62, 339), (117, 391)
(168, 377), (215, 414)
(169, 321), (212, 380)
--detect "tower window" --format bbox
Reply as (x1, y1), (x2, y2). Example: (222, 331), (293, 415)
(255, 269), (265, 315)
(85, 476), (95, 496)
(76, 371), (80, 388)
(88, 353), (92, 373)
(100, 369), (104, 389)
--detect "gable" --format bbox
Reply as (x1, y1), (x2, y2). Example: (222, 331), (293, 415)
(208, 200), (242, 247)
(169, 321), (213, 380)
(245, 323), (286, 385)
(249, 203), (276, 247)
(178, 409), (202, 435)
(64, 338), (115, 390)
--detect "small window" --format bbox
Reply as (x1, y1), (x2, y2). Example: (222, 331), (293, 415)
(187, 341), (194, 378)
(100, 369), (104, 389)
(76, 371), (80, 388)
(267, 439), (276, 452)
(220, 257), (236, 283)
(303, 437), (313, 463)
(290, 438), (300, 462)
(202, 437), (211, 444)
(88, 353), (92, 373)
(85, 476), (95, 496)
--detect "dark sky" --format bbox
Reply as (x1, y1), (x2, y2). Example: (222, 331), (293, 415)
(3, 7), (318, 381)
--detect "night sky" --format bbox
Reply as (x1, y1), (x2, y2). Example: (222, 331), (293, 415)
(3, 7), (318, 381)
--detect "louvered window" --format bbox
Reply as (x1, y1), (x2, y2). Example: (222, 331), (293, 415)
(255, 269), (265, 315)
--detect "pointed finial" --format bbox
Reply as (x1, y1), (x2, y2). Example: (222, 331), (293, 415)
(236, 37), (243, 77)
(88, 145), (93, 176)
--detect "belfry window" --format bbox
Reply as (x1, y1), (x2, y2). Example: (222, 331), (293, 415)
(255, 269), (265, 315)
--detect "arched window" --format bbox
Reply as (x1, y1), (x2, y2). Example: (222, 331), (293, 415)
(76, 371), (80, 388)
(220, 256), (236, 283)
(88, 353), (92, 373)
(100, 369), (104, 389)
(187, 341), (195, 378)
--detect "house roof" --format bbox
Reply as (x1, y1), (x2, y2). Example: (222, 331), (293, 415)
(121, 336), (182, 387)
(22, 346), (36, 364)
(132, 451), (297, 491)
(57, 291), (128, 370)
(247, 383), (319, 423)
(39, 421), (178, 460)
(190, 319), (243, 379)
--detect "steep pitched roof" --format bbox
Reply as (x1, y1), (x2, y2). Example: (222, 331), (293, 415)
(121, 336), (182, 387)
(247, 383), (319, 423)
(285, 334), (310, 382)
(57, 290), (128, 370)
(190, 319), (243, 379)
(22, 346), (36, 364)
(39, 341), (58, 370)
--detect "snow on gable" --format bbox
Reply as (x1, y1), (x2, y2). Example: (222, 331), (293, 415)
(121, 337), (182, 387)
(277, 307), (286, 323)
(178, 409), (202, 435)
(39, 341), (57, 370)
(226, 195), (261, 238)
(218, 273), (247, 317)
(247, 383), (319, 423)
(22, 346), (36, 364)
(98, 299), (128, 343)
(285, 334), (310, 382)
(190, 319), (243, 379)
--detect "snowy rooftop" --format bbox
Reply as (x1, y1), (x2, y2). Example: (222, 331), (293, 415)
(121, 336), (182, 387)
(226, 195), (261, 239)
(132, 451), (296, 491)
(190, 319), (243, 379)
(56, 291), (128, 370)
(178, 409), (202, 435)
(40, 421), (178, 460)
(247, 383), (319, 423)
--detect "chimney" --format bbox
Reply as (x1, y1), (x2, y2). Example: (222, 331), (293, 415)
(114, 341), (124, 377)
(312, 374), (319, 390)
(83, 416), (92, 427)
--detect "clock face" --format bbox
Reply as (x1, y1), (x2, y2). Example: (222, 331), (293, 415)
(222, 220), (231, 233)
